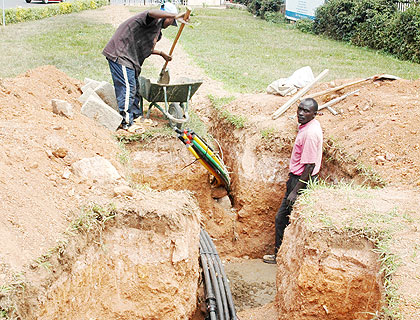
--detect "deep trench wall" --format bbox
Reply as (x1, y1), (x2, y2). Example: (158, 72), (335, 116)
(209, 117), (293, 257)
(276, 214), (382, 319)
(25, 191), (201, 320)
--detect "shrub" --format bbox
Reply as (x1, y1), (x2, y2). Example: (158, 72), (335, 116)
(312, 0), (420, 63)
(313, 0), (396, 42)
(0, 0), (108, 25)
(295, 18), (314, 33)
(247, 0), (284, 18)
(387, 6), (420, 63)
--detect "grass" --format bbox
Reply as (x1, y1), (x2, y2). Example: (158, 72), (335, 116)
(162, 8), (420, 93)
(207, 94), (247, 128)
(1, 6), (419, 94)
(324, 137), (386, 187)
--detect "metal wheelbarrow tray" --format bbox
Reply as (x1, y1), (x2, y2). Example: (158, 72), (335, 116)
(139, 76), (203, 127)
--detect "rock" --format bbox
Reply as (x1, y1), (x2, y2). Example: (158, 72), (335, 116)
(385, 152), (395, 161)
(51, 99), (74, 119)
(211, 186), (228, 199)
(216, 195), (232, 210)
(52, 147), (68, 158)
(348, 105), (356, 112)
(94, 81), (118, 112)
(78, 87), (101, 104)
(81, 95), (123, 131)
(81, 78), (101, 93)
(375, 155), (386, 164)
(72, 156), (121, 182)
(113, 185), (134, 197)
(62, 167), (71, 179)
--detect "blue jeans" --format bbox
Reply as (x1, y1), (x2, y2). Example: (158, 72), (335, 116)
(107, 59), (142, 127)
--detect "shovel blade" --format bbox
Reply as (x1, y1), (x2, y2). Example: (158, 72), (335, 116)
(158, 68), (170, 84)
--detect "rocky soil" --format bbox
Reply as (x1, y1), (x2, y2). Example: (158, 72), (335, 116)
(0, 5), (419, 320)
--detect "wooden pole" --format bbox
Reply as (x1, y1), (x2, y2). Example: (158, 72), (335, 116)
(303, 76), (375, 99)
(272, 69), (329, 120)
(318, 89), (360, 114)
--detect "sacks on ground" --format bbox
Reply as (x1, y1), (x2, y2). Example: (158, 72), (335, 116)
(267, 66), (314, 96)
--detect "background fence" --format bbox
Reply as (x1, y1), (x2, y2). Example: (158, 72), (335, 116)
(396, 0), (420, 11)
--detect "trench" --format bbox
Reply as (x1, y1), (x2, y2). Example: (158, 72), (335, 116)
(4, 109), (386, 320)
(111, 103), (385, 319)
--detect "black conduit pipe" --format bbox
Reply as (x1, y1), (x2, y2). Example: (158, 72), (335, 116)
(202, 229), (238, 320)
(200, 230), (230, 320)
(199, 246), (218, 320)
(200, 237), (225, 320)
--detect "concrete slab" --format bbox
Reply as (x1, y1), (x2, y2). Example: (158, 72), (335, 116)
(78, 87), (101, 104)
(94, 81), (118, 112)
(81, 78), (101, 93)
(81, 95), (122, 131)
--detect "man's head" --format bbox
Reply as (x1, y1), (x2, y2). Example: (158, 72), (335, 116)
(161, 2), (178, 28)
(297, 98), (318, 125)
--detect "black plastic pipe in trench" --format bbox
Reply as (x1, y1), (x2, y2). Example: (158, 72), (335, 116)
(201, 229), (237, 320)
(200, 228), (238, 320)
(200, 236), (225, 320)
(200, 235), (229, 319)
(199, 245), (218, 320)
(203, 230), (230, 319)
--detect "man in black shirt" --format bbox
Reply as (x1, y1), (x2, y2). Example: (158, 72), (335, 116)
(103, 3), (188, 131)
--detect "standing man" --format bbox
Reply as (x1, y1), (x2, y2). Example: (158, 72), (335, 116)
(263, 98), (323, 264)
(103, 2), (189, 132)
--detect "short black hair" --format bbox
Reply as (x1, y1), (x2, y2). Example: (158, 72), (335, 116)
(301, 98), (318, 112)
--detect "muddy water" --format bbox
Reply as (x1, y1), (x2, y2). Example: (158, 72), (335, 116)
(224, 259), (276, 311)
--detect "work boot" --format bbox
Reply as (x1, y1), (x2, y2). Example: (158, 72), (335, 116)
(263, 254), (277, 264)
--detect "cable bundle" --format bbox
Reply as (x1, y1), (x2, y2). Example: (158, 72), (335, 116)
(176, 128), (231, 192)
(199, 228), (237, 320)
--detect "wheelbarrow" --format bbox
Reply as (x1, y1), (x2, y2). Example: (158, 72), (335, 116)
(138, 76), (203, 128)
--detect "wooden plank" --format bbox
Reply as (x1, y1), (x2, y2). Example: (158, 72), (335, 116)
(272, 69), (329, 120)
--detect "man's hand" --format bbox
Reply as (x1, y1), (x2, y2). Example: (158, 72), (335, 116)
(160, 51), (172, 62)
(286, 191), (297, 206)
(175, 11), (190, 25)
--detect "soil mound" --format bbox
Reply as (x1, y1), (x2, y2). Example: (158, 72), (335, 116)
(0, 65), (124, 271)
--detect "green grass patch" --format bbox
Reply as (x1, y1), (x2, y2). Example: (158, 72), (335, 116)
(0, 9), (163, 81)
(208, 94), (247, 128)
(0, 0), (107, 25)
(163, 8), (420, 93)
(2, 6), (420, 94)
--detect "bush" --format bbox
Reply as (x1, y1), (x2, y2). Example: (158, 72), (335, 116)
(0, 0), (108, 25)
(387, 6), (420, 62)
(247, 0), (284, 18)
(313, 0), (420, 63)
(264, 10), (286, 23)
(313, 0), (396, 42)
(295, 18), (314, 33)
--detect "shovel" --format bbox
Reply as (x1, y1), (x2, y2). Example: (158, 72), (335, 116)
(158, 8), (191, 84)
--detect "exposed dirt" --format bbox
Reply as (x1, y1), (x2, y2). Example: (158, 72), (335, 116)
(0, 5), (420, 320)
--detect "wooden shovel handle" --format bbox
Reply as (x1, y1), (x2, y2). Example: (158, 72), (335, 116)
(162, 8), (191, 70)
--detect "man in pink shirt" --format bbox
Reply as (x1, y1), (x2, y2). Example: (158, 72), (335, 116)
(264, 98), (323, 264)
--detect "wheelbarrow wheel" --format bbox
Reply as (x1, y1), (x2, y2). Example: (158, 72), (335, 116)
(168, 103), (184, 129)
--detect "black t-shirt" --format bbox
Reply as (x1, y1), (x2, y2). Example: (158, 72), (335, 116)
(103, 10), (163, 75)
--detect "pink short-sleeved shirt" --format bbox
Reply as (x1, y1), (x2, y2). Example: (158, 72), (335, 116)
(289, 119), (323, 176)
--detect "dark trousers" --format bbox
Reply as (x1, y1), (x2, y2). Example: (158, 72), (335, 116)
(274, 173), (317, 256)
(107, 59), (142, 127)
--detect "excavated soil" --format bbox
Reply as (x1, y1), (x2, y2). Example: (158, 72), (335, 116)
(0, 5), (420, 320)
